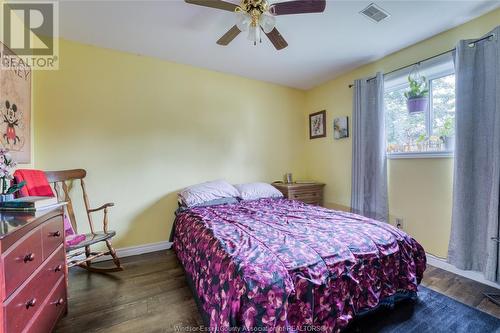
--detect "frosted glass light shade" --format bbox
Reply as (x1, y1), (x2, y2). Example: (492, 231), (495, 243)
(259, 13), (276, 33)
(247, 24), (261, 42)
(236, 12), (251, 31)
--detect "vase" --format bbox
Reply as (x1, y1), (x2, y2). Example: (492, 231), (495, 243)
(0, 194), (14, 202)
(407, 97), (428, 114)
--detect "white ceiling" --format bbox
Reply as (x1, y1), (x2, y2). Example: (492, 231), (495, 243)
(58, 0), (500, 89)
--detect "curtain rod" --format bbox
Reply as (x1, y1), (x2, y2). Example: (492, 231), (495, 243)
(348, 33), (495, 88)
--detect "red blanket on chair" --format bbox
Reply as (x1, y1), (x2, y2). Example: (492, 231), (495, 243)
(13, 169), (85, 247)
(13, 169), (54, 197)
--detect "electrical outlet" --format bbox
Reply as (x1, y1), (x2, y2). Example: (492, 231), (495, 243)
(395, 218), (404, 230)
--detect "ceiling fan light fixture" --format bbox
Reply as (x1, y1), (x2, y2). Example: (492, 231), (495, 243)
(259, 12), (276, 33)
(236, 11), (251, 31)
(185, 0), (326, 50)
(247, 24), (261, 44)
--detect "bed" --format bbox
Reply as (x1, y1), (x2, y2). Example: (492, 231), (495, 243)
(173, 197), (426, 332)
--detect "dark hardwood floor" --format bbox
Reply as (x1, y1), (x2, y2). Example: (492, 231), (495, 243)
(54, 250), (500, 332)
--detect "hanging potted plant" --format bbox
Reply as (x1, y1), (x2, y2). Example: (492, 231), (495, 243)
(0, 148), (25, 202)
(404, 65), (429, 114)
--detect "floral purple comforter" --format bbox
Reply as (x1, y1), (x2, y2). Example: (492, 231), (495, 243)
(173, 198), (426, 332)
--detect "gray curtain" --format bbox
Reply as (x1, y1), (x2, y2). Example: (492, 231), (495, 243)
(448, 26), (500, 282)
(351, 72), (388, 222)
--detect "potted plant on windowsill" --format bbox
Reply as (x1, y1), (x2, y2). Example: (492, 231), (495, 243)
(404, 75), (429, 114)
(439, 118), (455, 151)
(0, 148), (25, 202)
(416, 134), (427, 151)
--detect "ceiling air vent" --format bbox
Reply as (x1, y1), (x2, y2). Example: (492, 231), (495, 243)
(360, 3), (390, 23)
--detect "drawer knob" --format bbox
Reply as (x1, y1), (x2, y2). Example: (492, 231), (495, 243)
(55, 298), (64, 306)
(26, 298), (37, 309)
(54, 264), (63, 272)
(23, 253), (35, 263)
(51, 231), (61, 237)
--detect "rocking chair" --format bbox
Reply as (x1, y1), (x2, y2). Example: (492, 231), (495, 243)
(45, 169), (123, 273)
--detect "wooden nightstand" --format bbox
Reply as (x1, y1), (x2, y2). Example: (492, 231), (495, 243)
(272, 182), (325, 206)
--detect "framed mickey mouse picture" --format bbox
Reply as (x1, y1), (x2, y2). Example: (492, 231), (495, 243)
(0, 42), (31, 163)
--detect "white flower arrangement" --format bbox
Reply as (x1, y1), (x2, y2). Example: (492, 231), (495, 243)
(0, 148), (25, 196)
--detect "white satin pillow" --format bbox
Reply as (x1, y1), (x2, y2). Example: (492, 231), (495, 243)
(179, 180), (239, 207)
(235, 182), (283, 201)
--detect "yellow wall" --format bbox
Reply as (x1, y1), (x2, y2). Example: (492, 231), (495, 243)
(33, 39), (305, 248)
(304, 8), (500, 258)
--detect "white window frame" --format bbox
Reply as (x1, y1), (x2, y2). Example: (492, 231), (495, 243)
(384, 54), (455, 160)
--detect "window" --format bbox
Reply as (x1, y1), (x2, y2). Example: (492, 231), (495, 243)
(384, 55), (455, 158)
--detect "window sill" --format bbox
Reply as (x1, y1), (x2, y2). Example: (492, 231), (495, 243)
(387, 151), (454, 159)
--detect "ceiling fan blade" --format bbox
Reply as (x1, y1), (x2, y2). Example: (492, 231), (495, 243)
(264, 27), (288, 50)
(185, 0), (239, 12)
(269, 0), (326, 16)
(217, 25), (241, 45)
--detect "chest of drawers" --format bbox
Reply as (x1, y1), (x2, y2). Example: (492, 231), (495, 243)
(272, 182), (325, 206)
(0, 206), (67, 333)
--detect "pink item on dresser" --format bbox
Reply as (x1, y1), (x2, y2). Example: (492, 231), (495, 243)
(13, 169), (55, 197)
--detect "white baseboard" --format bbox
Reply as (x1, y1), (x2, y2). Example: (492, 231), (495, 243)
(426, 253), (500, 290)
(91, 240), (173, 263)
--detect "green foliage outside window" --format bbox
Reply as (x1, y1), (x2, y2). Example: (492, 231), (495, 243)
(385, 74), (455, 154)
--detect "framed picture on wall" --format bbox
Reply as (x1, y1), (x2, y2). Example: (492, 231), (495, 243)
(0, 42), (31, 163)
(309, 110), (326, 139)
(334, 116), (349, 140)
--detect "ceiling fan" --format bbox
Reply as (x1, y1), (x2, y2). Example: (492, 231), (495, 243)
(184, 0), (326, 50)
